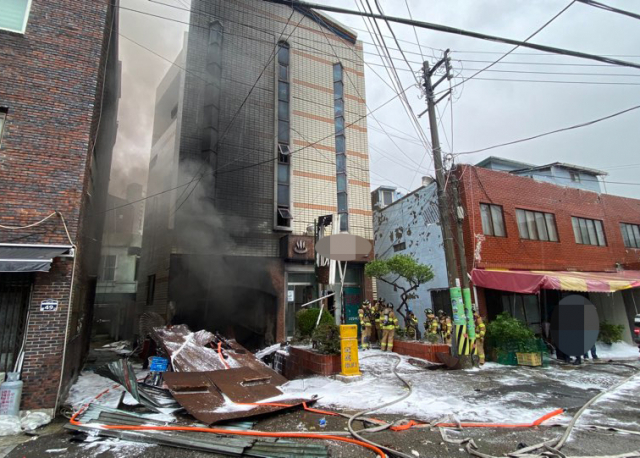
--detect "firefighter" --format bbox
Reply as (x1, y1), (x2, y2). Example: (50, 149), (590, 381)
(437, 310), (452, 345)
(374, 298), (385, 344)
(473, 307), (486, 365)
(405, 308), (418, 340)
(358, 300), (373, 350)
(424, 308), (439, 340)
(380, 304), (399, 352)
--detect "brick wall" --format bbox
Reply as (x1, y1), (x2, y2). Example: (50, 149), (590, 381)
(456, 165), (640, 273)
(0, 0), (116, 410)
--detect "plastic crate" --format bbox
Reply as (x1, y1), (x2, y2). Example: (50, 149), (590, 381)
(516, 352), (542, 367)
(496, 350), (518, 366)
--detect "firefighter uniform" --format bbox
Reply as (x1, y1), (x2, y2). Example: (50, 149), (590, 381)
(438, 311), (452, 345)
(374, 300), (384, 343)
(474, 312), (486, 365)
(381, 308), (399, 351)
(424, 309), (439, 340)
(358, 301), (373, 350)
(405, 311), (418, 340)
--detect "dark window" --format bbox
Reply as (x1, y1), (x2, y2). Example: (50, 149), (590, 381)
(393, 242), (406, 252)
(480, 203), (505, 237)
(620, 223), (640, 248)
(146, 274), (156, 306)
(101, 255), (117, 281)
(516, 209), (558, 242)
(336, 153), (346, 173)
(335, 135), (346, 154)
(572, 217), (606, 246)
(333, 63), (348, 231)
(276, 42), (292, 228)
(570, 172), (581, 183)
(382, 190), (393, 206)
(334, 98), (344, 117)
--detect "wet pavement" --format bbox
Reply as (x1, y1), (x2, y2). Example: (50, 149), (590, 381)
(3, 357), (639, 458)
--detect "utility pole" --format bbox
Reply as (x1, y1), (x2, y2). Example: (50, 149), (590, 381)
(422, 51), (472, 367)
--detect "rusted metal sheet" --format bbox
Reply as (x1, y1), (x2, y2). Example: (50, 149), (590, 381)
(163, 370), (310, 424)
(152, 324), (288, 386)
(207, 368), (282, 403)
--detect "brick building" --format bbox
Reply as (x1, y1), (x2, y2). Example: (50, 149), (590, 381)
(0, 0), (120, 412)
(137, 0), (373, 348)
(456, 161), (640, 342)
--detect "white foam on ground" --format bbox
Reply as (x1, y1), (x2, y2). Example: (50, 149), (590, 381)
(65, 372), (122, 409)
(594, 342), (639, 359)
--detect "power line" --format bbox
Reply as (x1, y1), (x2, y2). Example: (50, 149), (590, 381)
(449, 1), (576, 91)
(455, 103), (640, 156)
(262, 0), (640, 70)
(576, 0), (640, 21)
(460, 76), (640, 86)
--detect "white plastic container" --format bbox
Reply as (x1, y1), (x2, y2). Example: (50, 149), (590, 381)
(0, 373), (23, 416)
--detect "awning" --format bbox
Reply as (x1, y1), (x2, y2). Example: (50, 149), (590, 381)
(0, 243), (74, 273)
(471, 268), (640, 294)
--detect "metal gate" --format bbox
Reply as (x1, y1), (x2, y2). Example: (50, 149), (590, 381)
(0, 273), (32, 373)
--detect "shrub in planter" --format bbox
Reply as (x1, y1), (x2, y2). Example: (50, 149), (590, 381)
(599, 320), (624, 345)
(312, 323), (341, 355)
(486, 312), (535, 353)
(296, 308), (334, 338)
(425, 333), (440, 344)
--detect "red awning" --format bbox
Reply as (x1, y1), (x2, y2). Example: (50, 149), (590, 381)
(471, 269), (640, 294)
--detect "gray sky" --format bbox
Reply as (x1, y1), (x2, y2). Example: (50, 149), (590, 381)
(111, 0), (640, 200)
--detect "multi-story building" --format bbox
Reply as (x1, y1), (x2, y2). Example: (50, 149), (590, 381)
(94, 185), (145, 341)
(137, 0), (373, 348)
(0, 1), (119, 411)
(457, 160), (640, 343)
(372, 158), (640, 343)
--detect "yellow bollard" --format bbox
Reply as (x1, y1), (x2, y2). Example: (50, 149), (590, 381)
(339, 325), (361, 376)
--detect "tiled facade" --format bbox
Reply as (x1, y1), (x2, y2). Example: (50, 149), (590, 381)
(138, 0), (373, 346)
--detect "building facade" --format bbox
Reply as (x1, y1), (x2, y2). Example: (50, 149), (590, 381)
(94, 185), (144, 341)
(137, 0), (373, 348)
(456, 162), (640, 342)
(371, 179), (449, 331)
(0, 0), (119, 411)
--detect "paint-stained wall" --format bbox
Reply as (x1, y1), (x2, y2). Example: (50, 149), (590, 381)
(373, 183), (448, 330)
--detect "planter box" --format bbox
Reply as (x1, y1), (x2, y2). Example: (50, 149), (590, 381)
(282, 346), (341, 379)
(392, 340), (450, 363)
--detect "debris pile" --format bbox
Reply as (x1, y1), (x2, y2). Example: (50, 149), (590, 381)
(65, 324), (326, 456)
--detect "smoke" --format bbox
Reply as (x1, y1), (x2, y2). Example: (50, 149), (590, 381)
(108, 0), (189, 199)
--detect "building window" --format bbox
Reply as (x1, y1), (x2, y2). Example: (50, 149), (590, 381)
(393, 242), (406, 252)
(275, 42), (292, 228)
(620, 223), (640, 248)
(572, 217), (606, 246)
(570, 172), (581, 183)
(516, 209), (558, 242)
(480, 203), (505, 237)
(333, 63), (348, 232)
(100, 255), (117, 281)
(146, 274), (156, 306)
(382, 190), (393, 206)
(0, 0), (32, 33)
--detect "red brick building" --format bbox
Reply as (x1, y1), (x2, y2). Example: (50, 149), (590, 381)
(455, 162), (640, 342)
(0, 0), (119, 412)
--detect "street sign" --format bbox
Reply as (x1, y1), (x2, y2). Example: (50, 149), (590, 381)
(339, 325), (361, 376)
(149, 357), (169, 372)
(40, 300), (58, 312)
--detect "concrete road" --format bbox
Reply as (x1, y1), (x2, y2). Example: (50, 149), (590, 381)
(5, 359), (640, 458)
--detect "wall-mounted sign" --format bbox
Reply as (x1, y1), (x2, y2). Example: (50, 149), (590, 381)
(293, 239), (308, 254)
(40, 300), (58, 312)
(287, 290), (295, 302)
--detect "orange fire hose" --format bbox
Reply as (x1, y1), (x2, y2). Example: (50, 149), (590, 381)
(217, 342), (231, 370)
(70, 387), (385, 457)
(432, 408), (565, 429)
